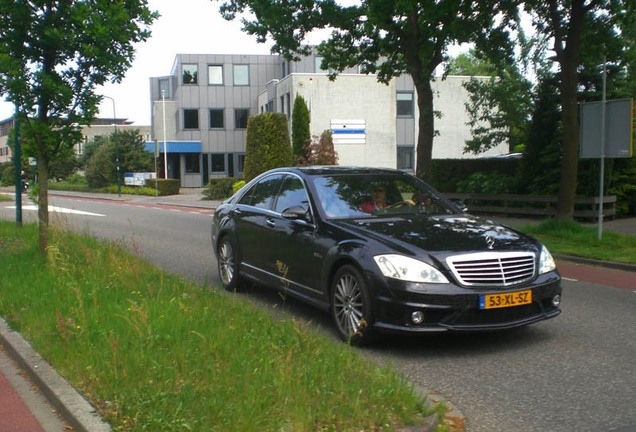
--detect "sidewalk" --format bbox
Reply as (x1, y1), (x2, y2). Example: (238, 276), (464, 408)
(1, 187), (634, 431)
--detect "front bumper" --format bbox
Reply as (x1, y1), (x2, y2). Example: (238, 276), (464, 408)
(369, 272), (562, 334)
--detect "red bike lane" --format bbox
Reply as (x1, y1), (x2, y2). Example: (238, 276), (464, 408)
(557, 260), (634, 291)
(0, 351), (48, 432)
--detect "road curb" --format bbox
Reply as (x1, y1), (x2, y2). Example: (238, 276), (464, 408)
(0, 317), (111, 432)
(407, 384), (465, 432)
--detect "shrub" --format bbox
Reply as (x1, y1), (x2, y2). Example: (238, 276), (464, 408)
(1, 163), (14, 186)
(456, 171), (515, 194)
(232, 180), (246, 195)
(292, 95), (310, 158)
(145, 178), (180, 196)
(296, 130), (339, 166)
(430, 158), (520, 192)
(243, 113), (293, 182)
(204, 177), (238, 200)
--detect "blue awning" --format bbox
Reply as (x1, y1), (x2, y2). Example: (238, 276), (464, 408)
(145, 141), (201, 154)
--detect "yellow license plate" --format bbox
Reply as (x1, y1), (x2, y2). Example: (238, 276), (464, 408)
(479, 290), (532, 309)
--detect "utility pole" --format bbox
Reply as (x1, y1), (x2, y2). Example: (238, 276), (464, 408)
(102, 95), (121, 196)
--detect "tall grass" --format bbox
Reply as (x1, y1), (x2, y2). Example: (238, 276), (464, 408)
(521, 219), (636, 264)
(0, 221), (436, 431)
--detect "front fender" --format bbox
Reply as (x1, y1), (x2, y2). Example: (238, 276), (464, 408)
(320, 239), (379, 296)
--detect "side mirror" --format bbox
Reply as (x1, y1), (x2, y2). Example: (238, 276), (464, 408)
(281, 206), (312, 223)
(452, 200), (468, 213)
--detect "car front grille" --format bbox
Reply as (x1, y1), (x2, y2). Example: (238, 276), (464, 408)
(446, 252), (536, 287)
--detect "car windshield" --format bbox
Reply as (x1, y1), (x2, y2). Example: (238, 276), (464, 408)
(311, 173), (457, 219)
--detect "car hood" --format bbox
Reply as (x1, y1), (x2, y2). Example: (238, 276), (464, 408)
(333, 214), (540, 256)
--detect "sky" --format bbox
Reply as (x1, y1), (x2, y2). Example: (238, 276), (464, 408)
(0, 0), (274, 125)
(0, 0), (470, 125)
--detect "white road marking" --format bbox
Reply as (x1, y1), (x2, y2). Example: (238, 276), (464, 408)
(7, 205), (105, 217)
(562, 277), (578, 282)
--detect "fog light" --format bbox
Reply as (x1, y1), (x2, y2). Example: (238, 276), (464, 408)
(552, 295), (562, 307)
(411, 311), (425, 324)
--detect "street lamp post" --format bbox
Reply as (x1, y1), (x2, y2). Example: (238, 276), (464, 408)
(102, 95), (121, 196)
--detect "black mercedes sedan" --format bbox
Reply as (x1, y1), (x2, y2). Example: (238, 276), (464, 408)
(211, 167), (562, 345)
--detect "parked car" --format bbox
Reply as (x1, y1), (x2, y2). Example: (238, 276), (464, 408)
(211, 167), (562, 345)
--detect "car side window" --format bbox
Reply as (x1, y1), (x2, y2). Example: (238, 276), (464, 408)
(275, 175), (309, 213)
(239, 174), (283, 209)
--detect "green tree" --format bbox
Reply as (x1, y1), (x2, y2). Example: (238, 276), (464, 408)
(523, 0), (632, 220)
(85, 130), (154, 188)
(517, 72), (562, 196)
(243, 113), (293, 181)
(218, 0), (518, 181)
(446, 50), (496, 76)
(0, 0), (157, 253)
(291, 94), (311, 160)
(462, 65), (533, 154)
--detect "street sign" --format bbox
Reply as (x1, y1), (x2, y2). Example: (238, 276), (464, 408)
(580, 99), (633, 159)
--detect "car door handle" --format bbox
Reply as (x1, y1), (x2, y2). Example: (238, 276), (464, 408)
(233, 208), (242, 216)
(265, 217), (276, 228)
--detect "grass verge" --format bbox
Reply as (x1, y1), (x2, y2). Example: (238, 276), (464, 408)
(520, 219), (636, 265)
(0, 220), (440, 432)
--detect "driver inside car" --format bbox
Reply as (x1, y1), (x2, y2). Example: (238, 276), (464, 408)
(361, 185), (389, 213)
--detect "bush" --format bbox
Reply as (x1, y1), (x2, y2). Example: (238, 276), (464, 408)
(204, 178), (238, 200)
(430, 158), (520, 192)
(232, 180), (246, 195)
(1, 163), (14, 186)
(456, 171), (515, 194)
(296, 130), (339, 166)
(292, 95), (310, 158)
(243, 113), (293, 182)
(145, 178), (180, 196)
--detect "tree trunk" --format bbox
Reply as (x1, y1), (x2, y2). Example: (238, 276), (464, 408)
(556, 63), (580, 220)
(414, 78), (435, 181)
(555, 0), (585, 221)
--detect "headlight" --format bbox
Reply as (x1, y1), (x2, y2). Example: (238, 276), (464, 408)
(373, 254), (449, 283)
(539, 245), (557, 274)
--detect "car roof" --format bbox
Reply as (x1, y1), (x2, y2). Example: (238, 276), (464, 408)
(268, 166), (408, 177)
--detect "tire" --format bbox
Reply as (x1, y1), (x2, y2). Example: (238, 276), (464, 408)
(331, 265), (376, 346)
(217, 236), (242, 291)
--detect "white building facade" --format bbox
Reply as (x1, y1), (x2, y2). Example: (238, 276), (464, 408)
(149, 52), (507, 187)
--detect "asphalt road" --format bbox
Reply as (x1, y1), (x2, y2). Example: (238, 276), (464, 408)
(1, 194), (634, 432)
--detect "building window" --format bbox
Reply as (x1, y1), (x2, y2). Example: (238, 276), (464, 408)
(286, 93), (291, 118)
(235, 109), (249, 129)
(397, 146), (414, 171)
(281, 61), (288, 78)
(209, 109), (224, 129)
(183, 109), (199, 129)
(182, 64), (198, 85)
(315, 56), (326, 73)
(233, 64), (249, 86)
(397, 92), (414, 117)
(208, 65), (223, 85)
(237, 154), (245, 173)
(211, 154), (225, 173)
(185, 154), (200, 173)
(159, 79), (170, 99)
(280, 95), (285, 114)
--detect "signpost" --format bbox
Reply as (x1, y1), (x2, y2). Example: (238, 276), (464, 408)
(580, 77), (633, 239)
